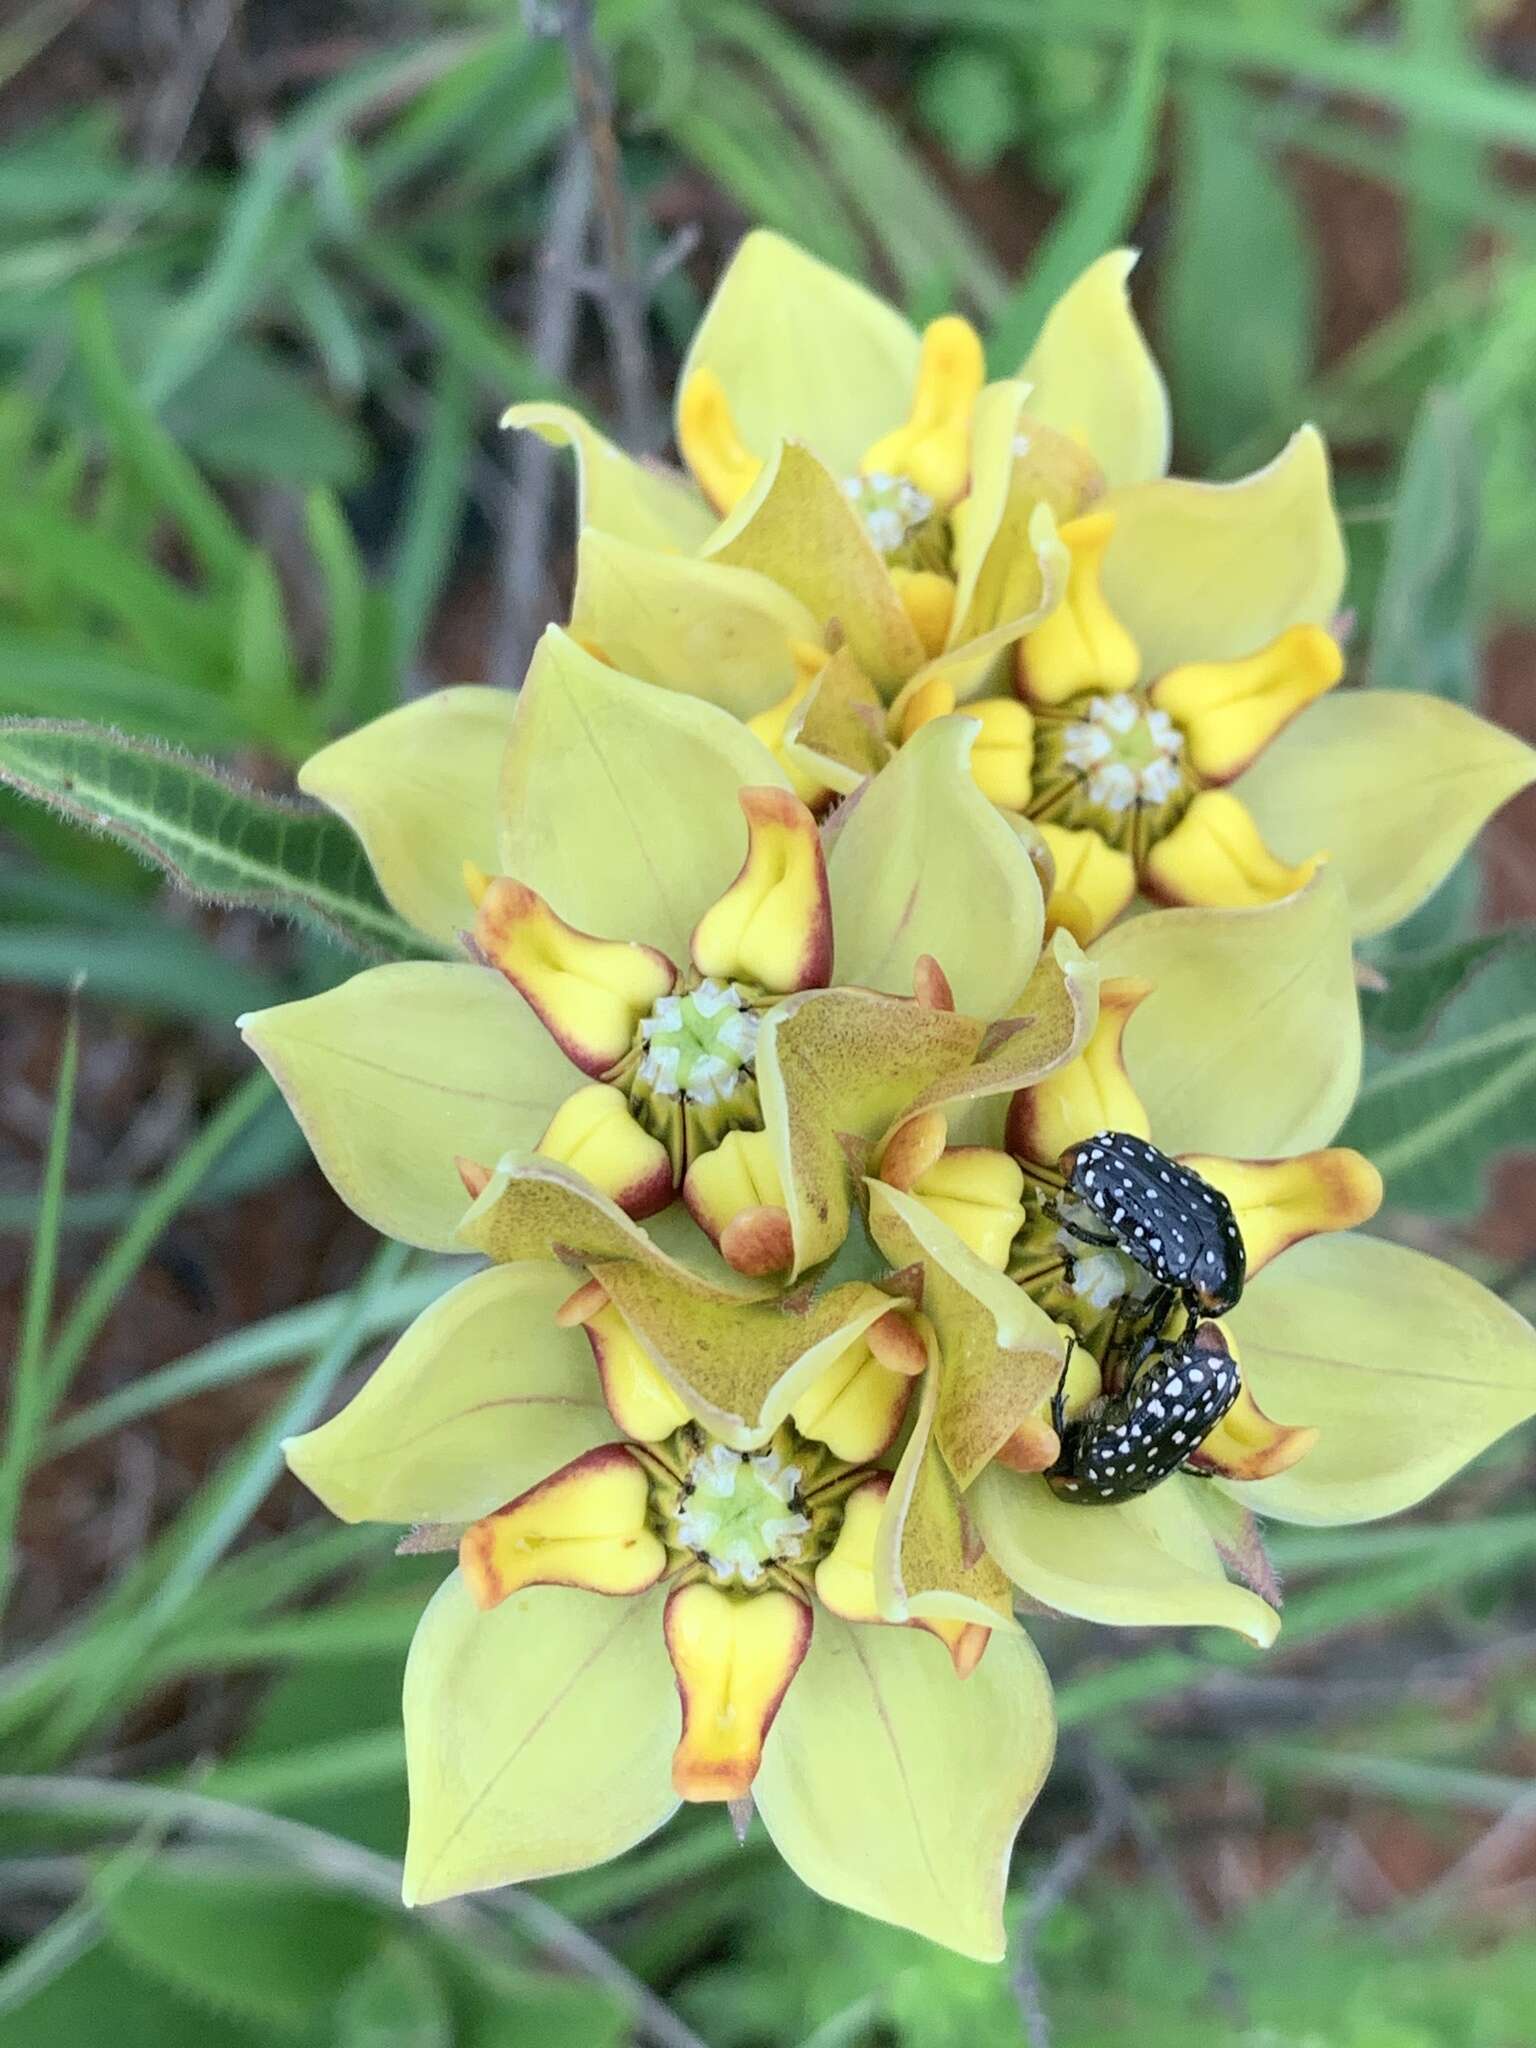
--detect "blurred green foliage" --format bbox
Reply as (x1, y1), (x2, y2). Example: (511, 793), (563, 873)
(2, 2), (1536, 2043)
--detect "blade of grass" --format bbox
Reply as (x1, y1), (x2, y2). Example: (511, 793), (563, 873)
(1244, 1746), (1532, 1813)
(987, 7), (1165, 368)
(0, 927), (279, 1020)
(859, 0), (1536, 155)
(1057, 1512), (1536, 1729)
(0, 1002), (78, 1615)
(39, 1069), (275, 1416)
(40, 1264), (457, 1463)
(71, 285), (248, 588)
(33, 1237), (409, 1759)
(143, 36), (486, 410)
(0, 1524), (386, 1740)
(388, 343), (474, 678)
(0, 1096), (308, 1238)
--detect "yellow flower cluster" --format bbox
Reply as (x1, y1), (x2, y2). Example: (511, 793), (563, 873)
(243, 234), (1536, 1960)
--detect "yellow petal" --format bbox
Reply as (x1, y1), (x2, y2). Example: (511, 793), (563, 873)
(826, 715), (1044, 1017)
(1037, 823), (1137, 948)
(896, 671), (956, 743)
(1089, 876), (1359, 1159)
(1150, 625), (1343, 785)
(966, 697), (1035, 810)
(1007, 976), (1151, 1167)
(471, 879), (675, 1075)
(578, 1297), (694, 1442)
(677, 229), (920, 481)
(690, 787), (832, 993)
(1015, 510), (1140, 706)
(891, 568), (957, 658)
(239, 965), (576, 1252)
(1223, 1233), (1536, 1525)
(904, 1146), (1027, 1271)
(1232, 689), (1536, 938)
(297, 687), (516, 950)
(284, 1263), (615, 1525)
(1019, 249), (1171, 488)
(1179, 1148), (1383, 1281)
(753, 1616), (1054, 1961)
(498, 628), (790, 968)
(536, 1082), (674, 1219)
(790, 1319), (915, 1463)
(860, 315), (986, 507)
(813, 1474), (891, 1623)
(460, 1445), (665, 1607)
(1144, 789), (1324, 910)
(971, 1465), (1280, 1644)
(665, 1582), (812, 1801)
(403, 1575), (677, 1901)
(676, 366), (763, 514)
(707, 443), (926, 690)
(570, 527), (820, 719)
(1099, 426), (1345, 678)
(502, 402), (712, 551)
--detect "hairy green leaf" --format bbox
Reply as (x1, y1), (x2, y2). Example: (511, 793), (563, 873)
(0, 720), (428, 959)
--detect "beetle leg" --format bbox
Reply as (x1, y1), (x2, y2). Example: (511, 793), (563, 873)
(1050, 1333), (1076, 1441)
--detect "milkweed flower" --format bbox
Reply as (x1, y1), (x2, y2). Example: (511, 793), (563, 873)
(509, 231), (1536, 944)
(269, 721), (1536, 1951)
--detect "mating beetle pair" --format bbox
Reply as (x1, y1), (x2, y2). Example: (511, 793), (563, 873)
(1044, 1131), (1246, 1505)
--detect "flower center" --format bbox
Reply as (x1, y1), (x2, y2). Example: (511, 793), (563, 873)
(843, 470), (931, 554)
(670, 1440), (812, 1588)
(1029, 689), (1194, 855)
(637, 979), (759, 1105)
(1062, 693), (1184, 808)
(1009, 1182), (1162, 1344)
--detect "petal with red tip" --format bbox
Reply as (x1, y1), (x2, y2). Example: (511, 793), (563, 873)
(1178, 1148), (1383, 1281)
(665, 1582), (812, 1801)
(690, 788), (832, 994)
(790, 1315), (917, 1462)
(1186, 1357), (1319, 1483)
(535, 1082), (675, 1219)
(1143, 791), (1325, 913)
(1149, 624), (1343, 785)
(471, 878), (675, 1075)
(460, 1445), (666, 1608)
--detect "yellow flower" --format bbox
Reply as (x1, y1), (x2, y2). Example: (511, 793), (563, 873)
(288, 1261), (1048, 1961)
(239, 628), (1054, 1253)
(507, 230), (1535, 944)
(268, 705), (1536, 1959)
